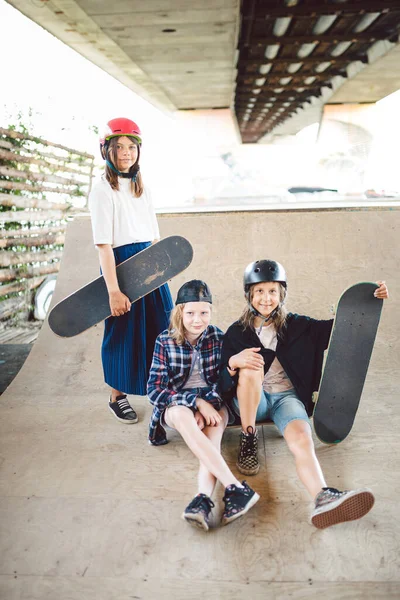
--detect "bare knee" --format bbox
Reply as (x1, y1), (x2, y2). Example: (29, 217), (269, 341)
(284, 422), (314, 456)
(238, 367), (263, 388)
(165, 405), (194, 430)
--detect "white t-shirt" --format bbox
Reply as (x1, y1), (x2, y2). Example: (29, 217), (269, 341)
(89, 175), (160, 248)
(256, 323), (294, 393)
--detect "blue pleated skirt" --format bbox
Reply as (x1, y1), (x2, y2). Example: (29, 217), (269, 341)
(102, 241), (173, 395)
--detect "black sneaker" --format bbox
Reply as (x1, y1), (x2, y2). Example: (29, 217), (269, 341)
(108, 395), (138, 424)
(182, 493), (215, 532)
(311, 487), (375, 529)
(222, 481), (260, 526)
(237, 426), (259, 475)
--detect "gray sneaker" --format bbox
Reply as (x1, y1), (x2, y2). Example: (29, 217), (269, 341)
(236, 426), (259, 475)
(311, 487), (375, 529)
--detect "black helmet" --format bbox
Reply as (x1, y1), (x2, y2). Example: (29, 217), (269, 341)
(175, 280), (212, 305)
(243, 260), (287, 292)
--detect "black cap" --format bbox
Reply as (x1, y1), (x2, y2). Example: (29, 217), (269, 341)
(175, 280), (212, 305)
(243, 260), (287, 291)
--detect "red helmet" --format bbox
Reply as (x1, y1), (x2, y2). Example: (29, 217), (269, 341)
(100, 117), (142, 159)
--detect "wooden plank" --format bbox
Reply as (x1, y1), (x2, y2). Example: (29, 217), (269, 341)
(0, 179), (86, 196)
(0, 327), (26, 343)
(0, 209), (67, 223)
(0, 145), (93, 172)
(0, 263), (60, 283)
(0, 577), (399, 600)
(4, 329), (39, 343)
(0, 249), (63, 267)
(0, 296), (26, 319)
(0, 149), (93, 177)
(0, 326), (40, 343)
(0, 127), (93, 159)
(0, 225), (67, 239)
(0, 232), (65, 249)
(0, 193), (71, 211)
(0, 166), (89, 187)
(0, 139), (13, 150)
(0, 277), (46, 296)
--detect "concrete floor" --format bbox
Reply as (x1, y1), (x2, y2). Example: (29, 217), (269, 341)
(0, 212), (399, 599)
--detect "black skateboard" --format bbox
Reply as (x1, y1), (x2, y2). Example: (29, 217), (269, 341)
(48, 236), (193, 337)
(313, 282), (383, 444)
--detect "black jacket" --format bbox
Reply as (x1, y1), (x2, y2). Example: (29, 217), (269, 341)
(219, 313), (333, 416)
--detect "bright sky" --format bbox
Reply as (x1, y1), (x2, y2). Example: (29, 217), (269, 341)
(0, 0), (195, 205)
(1, 0), (400, 203)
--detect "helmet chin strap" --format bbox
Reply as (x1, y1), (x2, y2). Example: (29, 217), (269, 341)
(254, 307), (279, 335)
(246, 293), (285, 334)
(105, 159), (139, 182)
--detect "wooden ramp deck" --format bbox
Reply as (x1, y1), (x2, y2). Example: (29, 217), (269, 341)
(0, 213), (399, 600)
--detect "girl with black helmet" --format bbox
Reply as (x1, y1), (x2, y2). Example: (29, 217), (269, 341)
(89, 118), (173, 423)
(219, 260), (388, 529)
(147, 280), (259, 531)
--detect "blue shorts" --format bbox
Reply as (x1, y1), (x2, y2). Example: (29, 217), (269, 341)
(232, 388), (310, 435)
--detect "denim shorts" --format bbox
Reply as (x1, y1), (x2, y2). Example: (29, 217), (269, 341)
(232, 388), (310, 435)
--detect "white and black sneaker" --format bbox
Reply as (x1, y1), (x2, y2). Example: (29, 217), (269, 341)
(108, 394), (138, 424)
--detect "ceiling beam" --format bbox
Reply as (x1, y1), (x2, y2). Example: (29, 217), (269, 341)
(236, 73), (344, 84)
(242, 2), (400, 19)
(237, 54), (369, 67)
(235, 89), (321, 101)
(249, 32), (397, 46)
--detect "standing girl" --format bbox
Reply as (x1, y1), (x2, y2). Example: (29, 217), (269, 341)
(89, 117), (173, 423)
(147, 280), (259, 531)
(219, 259), (388, 529)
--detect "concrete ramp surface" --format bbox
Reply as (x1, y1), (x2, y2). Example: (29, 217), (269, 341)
(0, 211), (399, 599)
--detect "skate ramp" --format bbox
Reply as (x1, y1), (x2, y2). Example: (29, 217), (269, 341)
(0, 210), (399, 599)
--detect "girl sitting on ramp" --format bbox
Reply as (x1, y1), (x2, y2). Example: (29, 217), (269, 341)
(147, 280), (259, 531)
(89, 117), (173, 424)
(219, 260), (388, 529)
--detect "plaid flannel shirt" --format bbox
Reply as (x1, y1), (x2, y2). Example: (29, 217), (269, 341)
(148, 325), (224, 445)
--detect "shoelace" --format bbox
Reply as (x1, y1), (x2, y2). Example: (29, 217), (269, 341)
(188, 494), (215, 512)
(240, 429), (258, 458)
(116, 398), (133, 412)
(322, 487), (343, 497)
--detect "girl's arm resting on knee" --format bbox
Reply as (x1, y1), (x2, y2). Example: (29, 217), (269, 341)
(219, 331), (272, 394)
(97, 244), (131, 316)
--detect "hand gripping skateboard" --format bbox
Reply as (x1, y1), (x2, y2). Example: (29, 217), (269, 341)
(313, 282), (383, 444)
(48, 236), (193, 338)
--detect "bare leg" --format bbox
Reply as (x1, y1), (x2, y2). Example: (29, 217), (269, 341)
(197, 407), (229, 497)
(236, 368), (264, 430)
(165, 405), (241, 490)
(284, 420), (326, 499)
(110, 388), (124, 402)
